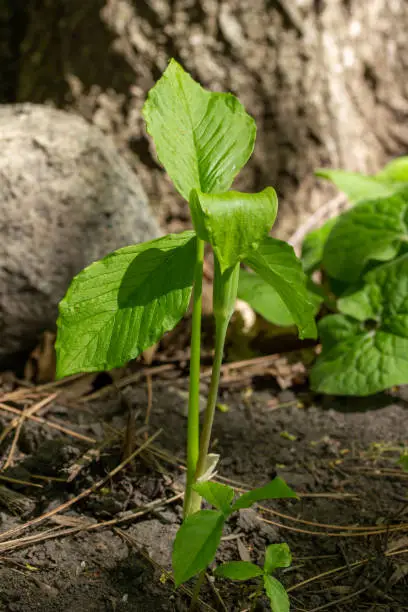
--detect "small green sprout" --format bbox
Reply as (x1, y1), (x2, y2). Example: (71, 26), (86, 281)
(215, 542), (292, 612)
(173, 479), (297, 586)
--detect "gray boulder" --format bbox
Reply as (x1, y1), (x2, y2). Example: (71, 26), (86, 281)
(0, 104), (161, 359)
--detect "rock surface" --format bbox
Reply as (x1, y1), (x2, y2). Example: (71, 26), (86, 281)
(0, 104), (161, 359)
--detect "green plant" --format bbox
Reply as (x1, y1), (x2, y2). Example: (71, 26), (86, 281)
(215, 542), (292, 612)
(173, 480), (296, 588)
(307, 164), (408, 396)
(238, 158), (408, 397)
(55, 59), (316, 598)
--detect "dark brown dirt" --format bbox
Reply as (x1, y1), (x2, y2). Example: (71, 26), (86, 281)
(0, 368), (407, 611)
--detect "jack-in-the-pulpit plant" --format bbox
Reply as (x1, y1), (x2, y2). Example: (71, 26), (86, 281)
(56, 60), (316, 604)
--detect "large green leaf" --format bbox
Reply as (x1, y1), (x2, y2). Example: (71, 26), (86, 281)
(376, 156), (408, 183)
(143, 59), (256, 201)
(244, 238), (317, 339)
(214, 561), (264, 581)
(238, 269), (322, 327)
(301, 218), (337, 274)
(315, 168), (397, 203)
(190, 188), (277, 272)
(264, 544), (292, 575)
(323, 190), (408, 282)
(231, 478), (297, 512)
(311, 255), (408, 395)
(172, 510), (225, 586)
(56, 232), (196, 377)
(192, 481), (234, 515)
(263, 575), (290, 612)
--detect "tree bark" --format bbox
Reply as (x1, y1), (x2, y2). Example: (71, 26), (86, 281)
(11, 0), (408, 238)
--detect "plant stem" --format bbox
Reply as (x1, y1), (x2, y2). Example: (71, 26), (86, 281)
(189, 570), (206, 611)
(194, 261), (239, 482)
(249, 588), (262, 612)
(194, 316), (229, 480)
(184, 238), (204, 518)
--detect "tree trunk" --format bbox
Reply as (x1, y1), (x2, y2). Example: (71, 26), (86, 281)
(11, 0), (408, 238)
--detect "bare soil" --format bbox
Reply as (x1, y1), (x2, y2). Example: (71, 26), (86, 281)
(0, 362), (407, 611)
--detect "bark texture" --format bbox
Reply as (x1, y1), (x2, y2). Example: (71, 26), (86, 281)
(7, 0), (408, 237)
(0, 104), (160, 358)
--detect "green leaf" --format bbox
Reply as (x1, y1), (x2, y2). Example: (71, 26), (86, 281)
(56, 232), (196, 377)
(244, 237), (317, 339)
(172, 510), (225, 586)
(192, 481), (234, 515)
(238, 269), (322, 327)
(190, 188), (277, 272)
(376, 157), (408, 183)
(301, 218), (337, 274)
(214, 561), (264, 581)
(231, 478), (297, 512)
(263, 575), (290, 612)
(238, 268), (294, 327)
(311, 255), (408, 395)
(315, 168), (397, 203)
(323, 190), (408, 282)
(143, 59), (256, 201)
(264, 544), (292, 575)
(337, 284), (382, 322)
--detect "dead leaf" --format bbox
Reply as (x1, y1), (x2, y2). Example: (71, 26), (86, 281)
(24, 331), (56, 383)
(237, 537), (251, 562)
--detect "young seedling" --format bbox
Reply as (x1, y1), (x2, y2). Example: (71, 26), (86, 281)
(173, 479), (296, 589)
(55, 59), (316, 601)
(215, 542), (292, 612)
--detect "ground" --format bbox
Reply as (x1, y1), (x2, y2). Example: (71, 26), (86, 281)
(0, 349), (407, 611)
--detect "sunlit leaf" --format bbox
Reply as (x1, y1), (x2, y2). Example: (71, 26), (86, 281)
(56, 232), (196, 377)
(143, 59), (256, 201)
(244, 238), (317, 339)
(231, 478), (297, 512)
(190, 188), (277, 272)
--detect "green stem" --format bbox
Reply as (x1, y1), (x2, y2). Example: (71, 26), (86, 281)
(194, 261), (240, 482)
(194, 316), (229, 480)
(184, 238), (204, 518)
(189, 570), (206, 611)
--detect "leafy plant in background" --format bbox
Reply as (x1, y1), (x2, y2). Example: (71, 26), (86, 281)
(307, 164), (408, 396)
(239, 157), (408, 397)
(215, 542), (292, 612)
(56, 60), (316, 603)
